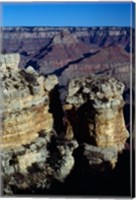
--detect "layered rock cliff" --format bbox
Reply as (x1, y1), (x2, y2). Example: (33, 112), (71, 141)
(2, 27), (131, 52)
(64, 76), (129, 168)
(1, 54), (78, 194)
(1, 54), (55, 149)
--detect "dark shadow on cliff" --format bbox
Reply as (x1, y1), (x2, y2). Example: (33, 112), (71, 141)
(7, 148), (132, 197)
(25, 60), (41, 71)
(48, 50), (99, 77)
(49, 85), (64, 135)
(123, 88), (135, 144)
(48, 147), (132, 197)
(66, 101), (97, 145)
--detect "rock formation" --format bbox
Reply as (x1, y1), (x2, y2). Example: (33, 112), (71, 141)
(1, 54), (78, 194)
(1, 54), (54, 149)
(0, 53), (20, 71)
(64, 75), (129, 168)
(1, 53), (130, 195)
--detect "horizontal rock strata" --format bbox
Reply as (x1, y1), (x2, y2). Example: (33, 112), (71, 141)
(64, 75), (129, 168)
(1, 64), (55, 149)
(1, 54), (77, 194)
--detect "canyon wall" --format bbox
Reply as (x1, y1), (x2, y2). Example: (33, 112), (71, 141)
(2, 27), (132, 91)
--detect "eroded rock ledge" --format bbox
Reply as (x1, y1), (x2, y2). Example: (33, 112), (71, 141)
(1, 54), (129, 194)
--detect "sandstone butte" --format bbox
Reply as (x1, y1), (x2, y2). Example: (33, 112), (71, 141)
(64, 75), (129, 168)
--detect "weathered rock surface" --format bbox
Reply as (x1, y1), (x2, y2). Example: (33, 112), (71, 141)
(1, 53), (78, 194)
(64, 75), (129, 168)
(1, 54), (56, 149)
(3, 131), (78, 194)
(47, 139), (78, 182)
(0, 53), (20, 71)
(1, 52), (130, 195)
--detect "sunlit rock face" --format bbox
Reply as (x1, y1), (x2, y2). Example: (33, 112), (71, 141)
(1, 54), (56, 149)
(64, 75), (129, 168)
(0, 53), (20, 71)
(0, 53), (56, 185)
(1, 54), (78, 194)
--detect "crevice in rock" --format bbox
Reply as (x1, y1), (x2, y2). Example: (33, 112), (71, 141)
(49, 85), (65, 135)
